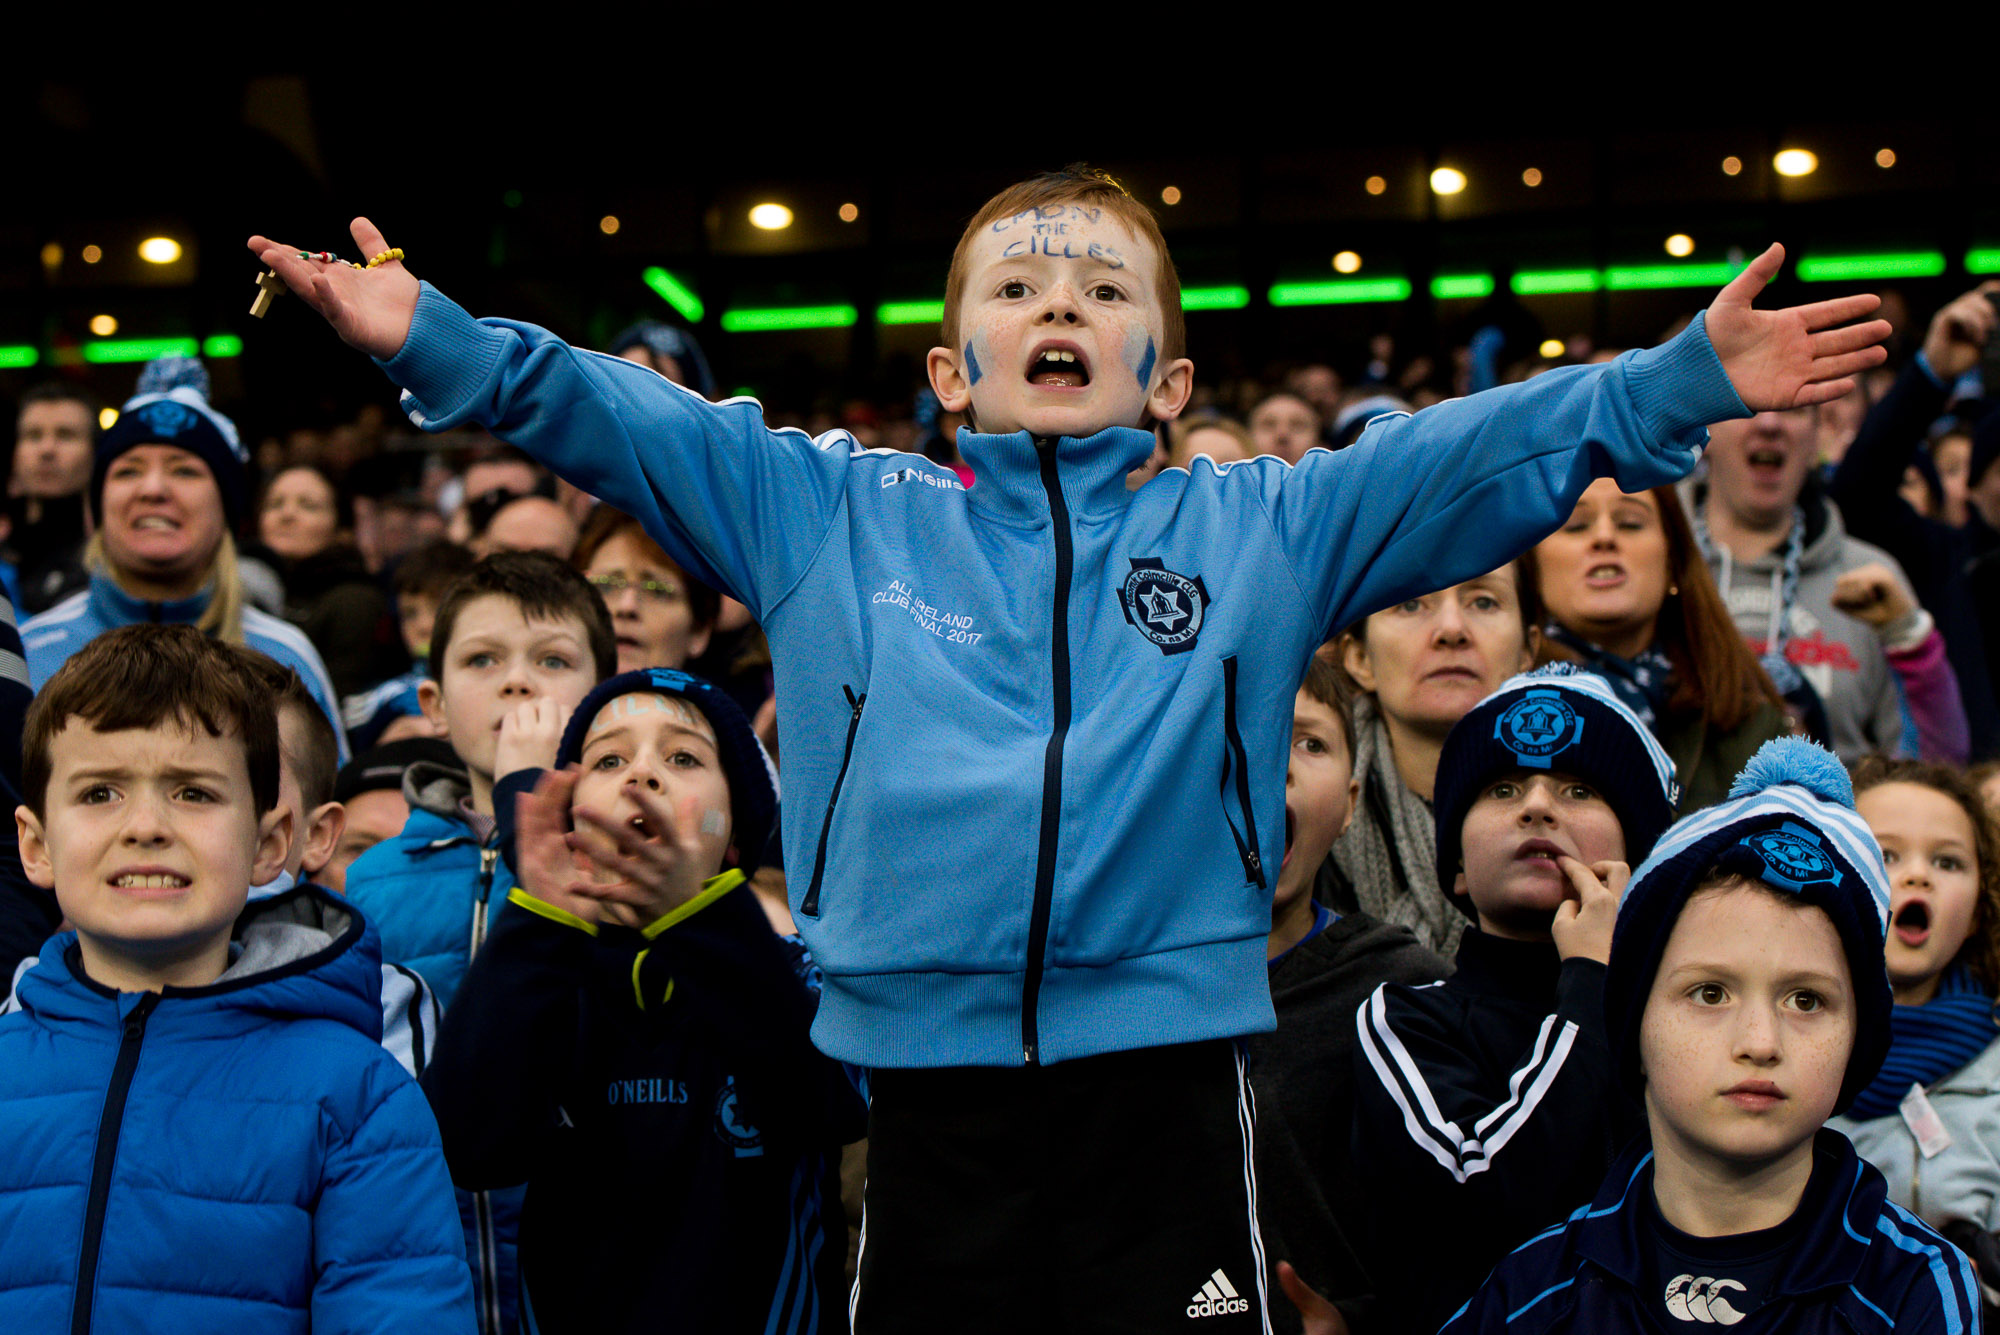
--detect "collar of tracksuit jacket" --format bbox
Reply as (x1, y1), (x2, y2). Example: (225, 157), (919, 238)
(953, 423), (1159, 524)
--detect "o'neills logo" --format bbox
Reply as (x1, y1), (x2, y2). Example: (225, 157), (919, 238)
(1187, 1268), (1248, 1319)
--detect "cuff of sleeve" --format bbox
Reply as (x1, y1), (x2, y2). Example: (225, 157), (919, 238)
(375, 282), (512, 429)
(1881, 608), (1935, 656)
(1622, 310), (1752, 447)
(639, 869), (747, 941)
(1556, 956), (1611, 1035)
(507, 887), (598, 937)
(1913, 349), (1947, 389)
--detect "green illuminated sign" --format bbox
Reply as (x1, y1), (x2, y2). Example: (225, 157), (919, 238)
(876, 300), (945, 326)
(719, 306), (859, 333)
(1431, 274), (1495, 300)
(82, 337), (200, 364)
(1268, 278), (1412, 306)
(1796, 252), (1946, 282)
(1182, 286), (1252, 311)
(1511, 270), (1600, 295)
(642, 267), (706, 323)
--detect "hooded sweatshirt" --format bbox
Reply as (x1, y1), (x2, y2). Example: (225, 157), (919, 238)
(0, 886), (474, 1333)
(1685, 481), (1909, 763)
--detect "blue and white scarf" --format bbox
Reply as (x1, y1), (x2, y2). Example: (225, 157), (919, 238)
(1846, 966), (2000, 1122)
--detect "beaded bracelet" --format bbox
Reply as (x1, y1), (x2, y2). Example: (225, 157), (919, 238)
(365, 248), (405, 269)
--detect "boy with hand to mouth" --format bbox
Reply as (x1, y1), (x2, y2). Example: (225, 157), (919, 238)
(254, 165), (1886, 1330)
(0, 624), (473, 1333)
(1252, 653), (1449, 1333)
(423, 667), (865, 1335)
(1352, 666), (1679, 1334)
(1444, 738), (1980, 1332)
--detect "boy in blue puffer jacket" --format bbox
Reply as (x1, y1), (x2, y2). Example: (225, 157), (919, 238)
(342, 550), (613, 1335)
(0, 624), (471, 1334)
(255, 166), (1890, 1331)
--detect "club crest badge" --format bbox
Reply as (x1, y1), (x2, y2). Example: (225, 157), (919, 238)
(1494, 689), (1584, 768)
(1118, 557), (1209, 656)
(136, 400), (200, 439)
(1743, 821), (1842, 895)
(713, 1076), (764, 1158)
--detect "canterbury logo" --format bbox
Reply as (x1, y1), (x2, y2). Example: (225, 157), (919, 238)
(1187, 1268), (1248, 1319)
(1664, 1274), (1747, 1325)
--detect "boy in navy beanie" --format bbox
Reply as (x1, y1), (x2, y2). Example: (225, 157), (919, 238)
(1352, 665), (1679, 1333)
(422, 666), (863, 1335)
(1444, 738), (1980, 1332)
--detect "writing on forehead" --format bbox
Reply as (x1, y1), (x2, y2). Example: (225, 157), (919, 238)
(586, 692), (709, 740)
(991, 204), (1102, 233)
(998, 236), (1125, 268)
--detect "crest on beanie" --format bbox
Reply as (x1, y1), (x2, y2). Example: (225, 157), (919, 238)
(1493, 688), (1585, 769)
(1740, 820), (1844, 896)
(134, 400), (201, 440)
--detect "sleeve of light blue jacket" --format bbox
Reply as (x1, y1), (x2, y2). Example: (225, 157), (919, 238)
(1250, 316), (1749, 639)
(380, 285), (849, 621)
(310, 1056), (476, 1334)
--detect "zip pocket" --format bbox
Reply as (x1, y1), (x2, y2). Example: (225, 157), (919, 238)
(1220, 656), (1266, 888)
(801, 684), (866, 918)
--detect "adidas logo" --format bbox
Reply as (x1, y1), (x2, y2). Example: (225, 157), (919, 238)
(1186, 1268), (1249, 1319)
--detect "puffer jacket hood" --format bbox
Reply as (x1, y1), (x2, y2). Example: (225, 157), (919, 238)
(403, 758), (472, 822)
(18, 884), (381, 1040)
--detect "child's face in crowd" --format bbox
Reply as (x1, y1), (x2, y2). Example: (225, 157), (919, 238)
(397, 592), (439, 661)
(420, 595), (598, 783)
(1640, 883), (1854, 1171)
(1345, 570), (1534, 738)
(259, 467), (340, 562)
(17, 718), (290, 990)
(1862, 781), (1983, 1007)
(584, 531), (711, 673)
(1454, 770), (1625, 939)
(100, 445), (227, 584)
(933, 211), (1192, 439)
(571, 692), (733, 880)
(324, 788), (409, 894)
(1704, 408), (1820, 530)
(1534, 480), (1671, 656)
(1272, 690), (1359, 942)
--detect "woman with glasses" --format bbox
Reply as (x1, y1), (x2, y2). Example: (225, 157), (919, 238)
(572, 504), (718, 673)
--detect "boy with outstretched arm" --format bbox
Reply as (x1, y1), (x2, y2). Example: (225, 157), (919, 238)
(423, 667), (865, 1333)
(1444, 738), (1981, 1332)
(0, 624), (472, 1334)
(253, 167), (1887, 1331)
(1350, 667), (1680, 1333)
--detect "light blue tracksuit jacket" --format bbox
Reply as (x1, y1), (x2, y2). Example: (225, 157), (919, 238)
(381, 283), (1746, 1069)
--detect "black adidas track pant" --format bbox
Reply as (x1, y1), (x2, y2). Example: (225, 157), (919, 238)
(851, 1039), (1271, 1334)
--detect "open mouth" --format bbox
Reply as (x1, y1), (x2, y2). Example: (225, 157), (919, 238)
(1894, 899), (1931, 948)
(1025, 344), (1091, 390)
(1515, 838), (1565, 869)
(1585, 563), (1626, 586)
(113, 872), (191, 890)
(1745, 447), (1787, 475)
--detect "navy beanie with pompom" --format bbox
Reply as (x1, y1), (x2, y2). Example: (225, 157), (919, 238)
(1432, 664), (1681, 920)
(1604, 737), (1893, 1116)
(556, 667), (779, 877)
(92, 356), (250, 531)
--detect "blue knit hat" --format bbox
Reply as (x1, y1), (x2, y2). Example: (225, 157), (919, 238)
(1433, 665), (1681, 919)
(92, 356), (249, 531)
(1605, 737), (1893, 1115)
(555, 667), (778, 876)
(607, 321), (718, 400)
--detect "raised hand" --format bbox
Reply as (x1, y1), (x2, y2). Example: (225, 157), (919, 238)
(494, 697), (567, 784)
(566, 785), (712, 932)
(1704, 244), (1891, 410)
(1920, 282), (2000, 380)
(1552, 857), (1627, 965)
(512, 768), (598, 925)
(245, 217), (417, 361)
(1830, 562), (1916, 631)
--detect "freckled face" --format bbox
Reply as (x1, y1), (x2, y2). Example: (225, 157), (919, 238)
(936, 210), (1188, 439)
(1640, 885), (1853, 1168)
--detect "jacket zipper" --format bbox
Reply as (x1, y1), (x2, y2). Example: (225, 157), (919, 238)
(72, 993), (159, 1335)
(470, 843), (503, 1335)
(801, 685), (866, 918)
(1023, 437), (1075, 1065)
(1220, 656), (1266, 888)
(472, 845), (498, 958)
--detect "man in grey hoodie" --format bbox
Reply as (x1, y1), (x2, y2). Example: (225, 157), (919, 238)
(1686, 405), (1911, 762)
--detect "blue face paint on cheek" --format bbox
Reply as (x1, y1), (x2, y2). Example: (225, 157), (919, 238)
(1135, 335), (1157, 391)
(963, 342), (982, 387)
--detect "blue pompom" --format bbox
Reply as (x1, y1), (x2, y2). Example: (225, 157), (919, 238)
(1529, 662), (1584, 678)
(1727, 736), (1855, 807)
(135, 355), (210, 402)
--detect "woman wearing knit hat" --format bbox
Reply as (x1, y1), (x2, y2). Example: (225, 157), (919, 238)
(18, 356), (345, 754)
(1444, 738), (1980, 1333)
(422, 666), (864, 1335)
(1351, 665), (1678, 1334)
